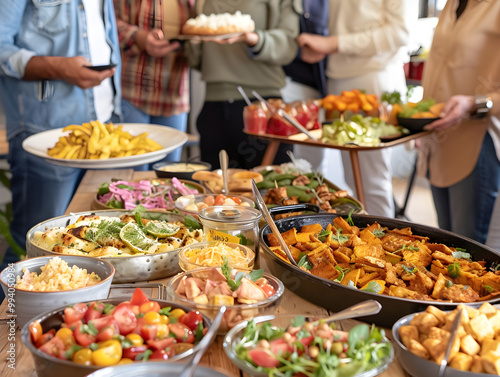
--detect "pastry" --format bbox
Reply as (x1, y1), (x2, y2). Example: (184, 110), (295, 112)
(182, 11), (255, 35)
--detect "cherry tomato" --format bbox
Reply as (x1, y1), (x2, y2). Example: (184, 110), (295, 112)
(130, 288), (150, 306)
(214, 194), (226, 205)
(73, 348), (93, 365)
(143, 311), (161, 325)
(112, 304), (137, 335)
(230, 196), (242, 204)
(149, 349), (169, 360)
(248, 347), (280, 368)
(90, 316), (118, 332)
(169, 322), (195, 343)
(64, 303), (88, 324)
(139, 301), (161, 314)
(38, 336), (66, 359)
(140, 325), (157, 341)
(91, 339), (122, 367)
(84, 302), (104, 322)
(122, 344), (148, 360)
(29, 321), (43, 344)
(147, 337), (175, 350)
(179, 311), (203, 331)
(55, 327), (76, 347)
(35, 329), (56, 347)
(96, 325), (118, 342)
(203, 195), (215, 206)
(260, 283), (276, 298)
(125, 333), (144, 346)
(169, 308), (186, 320)
(74, 322), (96, 347)
(131, 317), (146, 335)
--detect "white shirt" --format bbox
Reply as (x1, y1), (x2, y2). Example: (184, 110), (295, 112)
(326, 0), (417, 80)
(83, 0), (114, 122)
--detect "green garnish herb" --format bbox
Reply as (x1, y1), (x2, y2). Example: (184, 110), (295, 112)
(80, 323), (98, 336)
(445, 279), (454, 288)
(84, 220), (124, 244)
(484, 285), (494, 293)
(184, 215), (203, 231)
(333, 228), (349, 245)
(346, 209), (355, 226)
(120, 338), (134, 349)
(334, 265), (348, 282)
(136, 349), (153, 361)
(237, 233), (253, 246)
(372, 228), (386, 238)
(395, 244), (419, 253)
(402, 265), (417, 274)
(221, 257), (264, 291)
(89, 343), (99, 351)
(159, 307), (172, 316)
(360, 281), (383, 293)
(65, 345), (83, 360)
(448, 262), (462, 278)
(452, 250), (471, 260)
(297, 254), (313, 270)
(102, 303), (115, 315)
(291, 316), (306, 328)
(195, 322), (204, 341)
(318, 229), (332, 243)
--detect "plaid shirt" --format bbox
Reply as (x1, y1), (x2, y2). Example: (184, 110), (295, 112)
(114, 0), (193, 117)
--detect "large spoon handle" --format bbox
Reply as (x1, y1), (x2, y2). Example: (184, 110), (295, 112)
(219, 150), (229, 195)
(310, 300), (382, 325)
(178, 306), (227, 377)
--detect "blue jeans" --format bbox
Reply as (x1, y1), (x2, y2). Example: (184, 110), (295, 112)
(431, 132), (500, 244)
(121, 100), (188, 166)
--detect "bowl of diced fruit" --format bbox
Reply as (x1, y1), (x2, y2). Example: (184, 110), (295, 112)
(175, 193), (254, 219)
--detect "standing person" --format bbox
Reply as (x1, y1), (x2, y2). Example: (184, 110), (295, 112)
(281, 0), (329, 172)
(418, 0), (500, 244)
(0, 0), (121, 275)
(114, 0), (192, 162)
(187, 0), (301, 169)
(297, 0), (416, 217)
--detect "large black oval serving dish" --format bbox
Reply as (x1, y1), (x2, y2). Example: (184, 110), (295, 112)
(259, 213), (500, 328)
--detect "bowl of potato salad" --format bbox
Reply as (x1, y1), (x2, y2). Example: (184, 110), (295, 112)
(26, 210), (204, 283)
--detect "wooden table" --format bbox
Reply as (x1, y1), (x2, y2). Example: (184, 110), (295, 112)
(249, 129), (431, 207)
(0, 169), (409, 377)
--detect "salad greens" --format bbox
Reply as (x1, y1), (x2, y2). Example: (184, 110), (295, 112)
(221, 257), (264, 291)
(234, 317), (391, 377)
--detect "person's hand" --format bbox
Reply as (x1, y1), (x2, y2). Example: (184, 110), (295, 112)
(58, 56), (115, 89)
(296, 33), (338, 55)
(210, 32), (259, 47)
(424, 95), (476, 131)
(300, 46), (326, 64)
(136, 29), (181, 57)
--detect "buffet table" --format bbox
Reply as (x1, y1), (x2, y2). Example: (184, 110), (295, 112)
(0, 169), (410, 377)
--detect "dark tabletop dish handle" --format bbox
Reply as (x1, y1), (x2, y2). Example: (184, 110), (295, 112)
(268, 203), (322, 217)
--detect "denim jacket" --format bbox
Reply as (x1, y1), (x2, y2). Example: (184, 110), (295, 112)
(0, 0), (122, 140)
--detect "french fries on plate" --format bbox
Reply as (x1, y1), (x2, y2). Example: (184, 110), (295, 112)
(47, 121), (163, 160)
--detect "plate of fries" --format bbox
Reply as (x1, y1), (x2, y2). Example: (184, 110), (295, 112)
(22, 122), (188, 169)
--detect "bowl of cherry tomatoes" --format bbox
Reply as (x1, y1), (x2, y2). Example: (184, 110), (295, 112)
(174, 193), (254, 219)
(21, 288), (211, 377)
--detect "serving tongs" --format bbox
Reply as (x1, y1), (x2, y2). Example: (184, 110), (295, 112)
(250, 90), (319, 141)
(251, 179), (298, 266)
(438, 306), (464, 377)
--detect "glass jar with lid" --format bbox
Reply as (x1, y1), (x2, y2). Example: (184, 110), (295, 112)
(198, 205), (262, 268)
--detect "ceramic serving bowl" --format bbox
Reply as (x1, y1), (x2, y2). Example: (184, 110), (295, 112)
(178, 241), (255, 271)
(397, 116), (439, 133)
(21, 298), (211, 377)
(86, 362), (232, 377)
(166, 267), (284, 334)
(0, 255), (114, 327)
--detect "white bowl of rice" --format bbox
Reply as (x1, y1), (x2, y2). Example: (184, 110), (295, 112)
(0, 255), (114, 327)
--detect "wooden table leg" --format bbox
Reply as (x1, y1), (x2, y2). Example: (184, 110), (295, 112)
(261, 141), (280, 166)
(349, 150), (365, 207)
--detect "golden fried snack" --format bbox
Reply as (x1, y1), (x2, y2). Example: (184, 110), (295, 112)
(47, 121), (163, 160)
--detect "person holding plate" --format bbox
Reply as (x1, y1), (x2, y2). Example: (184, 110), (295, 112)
(0, 0), (121, 283)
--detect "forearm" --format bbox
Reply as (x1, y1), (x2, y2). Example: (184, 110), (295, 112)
(23, 56), (67, 81)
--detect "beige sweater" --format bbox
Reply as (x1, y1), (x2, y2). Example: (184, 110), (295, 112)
(418, 0), (500, 187)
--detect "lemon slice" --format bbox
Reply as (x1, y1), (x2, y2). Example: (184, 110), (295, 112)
(120, 222), (157, 254)
(144, 221), (180, 238)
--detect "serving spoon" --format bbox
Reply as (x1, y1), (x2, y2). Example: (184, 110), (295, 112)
(178, 306), (227, 377)
(309, 299), (382, 326)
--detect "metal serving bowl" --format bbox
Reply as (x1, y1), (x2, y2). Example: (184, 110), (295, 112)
(26, 210), (202, 283)
(0, 255), (114, 327)
(392, 311), (492, 377)
(21, 298), (212, 377)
